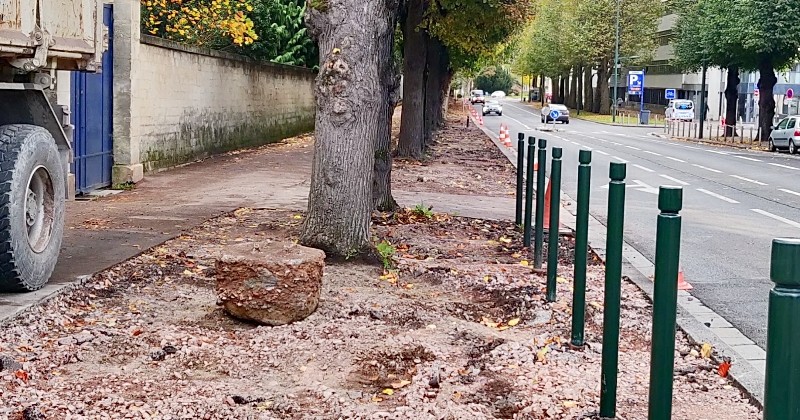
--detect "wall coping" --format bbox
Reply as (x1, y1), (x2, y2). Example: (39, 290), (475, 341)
(140, 34), (317, 76)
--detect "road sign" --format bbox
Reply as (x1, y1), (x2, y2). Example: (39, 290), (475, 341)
(628, 71), (644, 95)
(601, 179), (658, 195)
(788, 88), (794, 99)
(549, 109), (561, 120)
(754, 88), (760, 98)
(665, 89), (676, 100)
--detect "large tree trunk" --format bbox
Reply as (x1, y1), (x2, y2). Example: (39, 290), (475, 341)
(584, 66), (594, 113)
(396, 0), (426, 158)
(758, 60), (777, 142)
(438, 67), (454, 127)
(576, 65), (583, 111)
(301, 0), (398, 256)
(540, 73), (546, 106)
(373, 21), (402, 212)
(423, 35), (444, 147)
(568, 67), (578, 109)
(724, 66), (740, 137)
(598, 61), (611, 115)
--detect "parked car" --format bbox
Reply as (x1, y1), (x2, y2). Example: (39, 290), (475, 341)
(541, 104), (570, 124)
(470, 90), (486, 104)
(769, 115), (800, 153)
(483, 100), (503, 116)
(666, 99), (695, 121)
(491, 91), (506, 98)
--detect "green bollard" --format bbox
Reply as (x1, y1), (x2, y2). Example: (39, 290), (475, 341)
(516, 133), (526, 228)
(523, 137), (536, 247)
(647, 187), (683, 420)
(764, 238), (800, 420)
(599, 162), (627, 419)
(534, 139), (548, 269)
(571, 150), (592, 347)
(546, 147), (563, 302)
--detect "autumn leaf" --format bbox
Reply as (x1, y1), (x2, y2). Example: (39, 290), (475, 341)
(536, 346), (549, 363)
(556, 276), (568, 284)
(391, 380), (411, 389)
(132, 328), (144, 336)
(507, 318), (520, 327)
(499, 237), (512, 244)
(562, 400), (577, 408)
(700, 343), (713, 359)
(719, 359), (732, 377)
(520, 260), (530, 267)
(381, 388), (394, 396)
(481, 317), (499, 328)
(14, 370), (29, 382)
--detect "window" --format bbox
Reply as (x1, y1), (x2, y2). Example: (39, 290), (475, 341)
(778, 118), (790, 129)
(675, 101), (693, 110)
(789, 119), (797, 129)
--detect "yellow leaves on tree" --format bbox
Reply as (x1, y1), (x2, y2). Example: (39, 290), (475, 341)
(141, 0), (258, 47)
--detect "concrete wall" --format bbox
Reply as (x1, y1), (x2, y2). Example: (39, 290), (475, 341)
(112, 0), (315, 182)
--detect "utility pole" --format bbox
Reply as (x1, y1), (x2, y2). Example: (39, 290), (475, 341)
(699, 64), (707, 139)
(612, 0), (621, 123)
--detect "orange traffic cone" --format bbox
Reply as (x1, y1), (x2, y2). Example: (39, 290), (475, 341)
(677, 269), (693, 290)
(542, 178), (552, 227)
(479, 116), (484, 126)
(503, 125), (513, 147)
(498, 125), (506, 143)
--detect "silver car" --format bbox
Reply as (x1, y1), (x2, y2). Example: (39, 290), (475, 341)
(541, 104), (570, 124)
(482, 100), (503, 116)
(769, 116), (800, 153)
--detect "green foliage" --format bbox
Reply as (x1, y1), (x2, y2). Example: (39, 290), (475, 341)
(241, 0), (318, 68)
(376, 240), (396, 269)
(475, 66), (514, 94)
(412, 204), (434, 219)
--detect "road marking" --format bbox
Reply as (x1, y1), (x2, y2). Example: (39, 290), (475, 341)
(779, 188), (800, 197)
(595, 150), (610, 156)
(768, 163), (800, 171)
(684, 145), (702, 150)
(611, 156), (629, 163)
(632, 164), (655, 173)
(697, 188), (739, 203)
(707, 150), (730, 155)
(659, 174), (689, 185)
(625, 145), (641, 151)
(610, 142), (622, 146)
(734, 155), (762, 162)
(665, 156), (686, 163)
(643, 151), (662, 156)
(600, 180), (659, 194)
(730, 175), (767, 186)
(752, 209), (800, 229)
(503, 115), (532, 130)
(502, 102), (539, 117)
(692, 164), (722, 173)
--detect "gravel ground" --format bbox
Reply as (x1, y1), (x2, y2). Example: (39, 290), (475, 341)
(0, 110), (760, 419)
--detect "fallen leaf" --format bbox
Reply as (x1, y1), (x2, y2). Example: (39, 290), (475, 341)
(700, 343), (713, 359)
(381, 388), (394, 396)
(590, 301), (603, 309)
(131, 328), (144, 336)
(481, 317), (499, 328)
(483, 275), (490, 283)
(371, 395), (383, 402)
(391, 380), (411, 389)
(507, 318), (520, 327)
(536, 346), (549, 363)
(520, 260), (530, 267)
(719, 359), (732, 377)
(14, 370), (29, 382)
(557, 276), (568, 284)
(292, 214), (303, 219)
(562, 400), (577, 408)
(499, 237), (512, 244)
(453, 391), (463, 400)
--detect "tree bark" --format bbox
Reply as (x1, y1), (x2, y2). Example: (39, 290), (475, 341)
(396, 0), (426, 159)
(584, 66), (594, 113)
(373, 20), (402, 212)
(758, 60), (777, 142)
(540, 73), (546, 106)
(576, 65), (583, 111)
(724, 66), (740, 138)
(438, 67), (454, 127)
(598, 61), (611, 115)
(568, 67), (578, 109)
(301, 0), (398, 257)
(423, 35), (443, 147)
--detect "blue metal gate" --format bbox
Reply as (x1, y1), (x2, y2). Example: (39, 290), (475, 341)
(71, 4), (113, 194)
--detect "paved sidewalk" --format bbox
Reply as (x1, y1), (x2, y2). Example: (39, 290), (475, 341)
(0, 134), (514, 323)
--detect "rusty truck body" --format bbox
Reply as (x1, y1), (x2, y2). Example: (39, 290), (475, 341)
(0, 0), (105, 290)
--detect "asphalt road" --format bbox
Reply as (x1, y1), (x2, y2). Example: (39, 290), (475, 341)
(475, 98), (800, 349)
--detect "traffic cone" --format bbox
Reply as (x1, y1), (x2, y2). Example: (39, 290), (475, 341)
(503, 125), (513, 147)
(542, 178), (552, 227)
(498, 125), (506, 143)
(677, 268), (693, 290)
(479, 116), (484, 126)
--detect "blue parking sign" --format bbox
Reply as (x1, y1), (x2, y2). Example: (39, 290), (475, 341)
(665, 89), (676, 100)
(628, 71), (644, 95)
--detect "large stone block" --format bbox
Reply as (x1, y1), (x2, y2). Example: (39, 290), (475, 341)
(215, 241), (325, 326)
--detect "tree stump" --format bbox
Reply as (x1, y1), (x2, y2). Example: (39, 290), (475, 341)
(215, 241), (325, 326)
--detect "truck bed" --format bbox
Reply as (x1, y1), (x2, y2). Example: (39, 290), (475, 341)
(0, 0), (102, 71)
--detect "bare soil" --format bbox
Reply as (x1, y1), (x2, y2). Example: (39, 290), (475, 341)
(0, 111), (760, 419)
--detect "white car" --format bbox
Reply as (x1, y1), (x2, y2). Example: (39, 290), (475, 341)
(666, 99), (695, 121)
(483, 100), (503, 116)
(491, 91), (507, 98)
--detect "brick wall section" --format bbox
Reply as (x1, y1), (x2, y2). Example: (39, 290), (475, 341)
(127, 35), (316, 173)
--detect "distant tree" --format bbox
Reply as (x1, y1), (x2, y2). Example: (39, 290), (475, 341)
(475, 66), (514, 94)
(141, 0), (258, 47)
(242, 0), (318, 68)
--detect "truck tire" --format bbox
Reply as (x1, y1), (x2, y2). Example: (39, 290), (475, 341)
(0, 125), (65, 291)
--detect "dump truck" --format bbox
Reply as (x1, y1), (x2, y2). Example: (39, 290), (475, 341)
(0, 1), (105, 291)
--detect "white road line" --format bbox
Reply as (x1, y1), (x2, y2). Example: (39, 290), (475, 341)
(659, 174), (689, 186)
(625, 146), (641, 151)
(502, 103), (539, 117)
(707, 150), (730, 155)
(752, 209), (800, 229)
(779, 188), (800, 197)
(502, 115), (532, 130)
(665, 156), (686, 163)
(611, 156), (629, 163)
(595, 150), (610, 156)
(734, 155), (762, 162)
(692, 164), (722, 173)
(684, 145), (702, 150)
(643, 151), (662, 156)
(768, 163), (800, 171)
(697, 188), (739, 203)
(730, 175), (767, 186)
(610, 142), (621, 146)
(632, 164), (655, 173)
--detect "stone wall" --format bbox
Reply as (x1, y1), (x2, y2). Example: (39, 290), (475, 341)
(112, 0), (316, 182)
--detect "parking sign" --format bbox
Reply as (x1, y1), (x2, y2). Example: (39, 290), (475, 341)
(628, 71), (644, 95)
(665, 89), (676, 100)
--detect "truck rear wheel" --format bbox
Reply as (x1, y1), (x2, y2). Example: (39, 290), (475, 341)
(0, 125), (65, 291)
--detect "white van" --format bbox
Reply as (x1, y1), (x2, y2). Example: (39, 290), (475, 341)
(666, 99), (695, 121)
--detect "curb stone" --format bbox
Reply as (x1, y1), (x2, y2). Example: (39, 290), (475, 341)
(473, 114), (766, 408)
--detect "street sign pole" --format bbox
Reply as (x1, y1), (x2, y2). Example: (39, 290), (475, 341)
(699, 64), (707, 139)
(640, 69), (645, 122)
